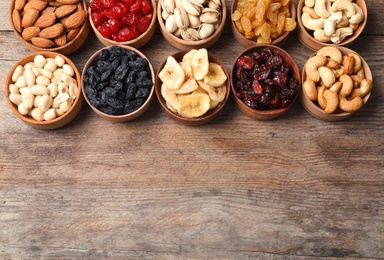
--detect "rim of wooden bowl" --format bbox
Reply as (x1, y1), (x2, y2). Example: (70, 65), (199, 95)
(88, 0), (157, 49)
(157, 0), (227, 51)
(5, 51), (84, 130)
(230, 0), (296, 48)
(299, 46), (372, 121)
(81, 45), (155, 122)
(9, 0), (90, 56)
(230, 44), (301, 120)
(296, 0), (367, 51)
(155, 50), (230, 126)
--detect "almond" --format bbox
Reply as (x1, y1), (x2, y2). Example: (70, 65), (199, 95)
(41, 6), (55, 15)
(64, 10), (87, 29)
(56, 0), (80, 4)
(21, 8), (39, 28)
(48, 1), (63, 7)
(66, 27), (79, 41)
(34, 12), (57, 28)
(14, 0), (27, 11)
(54, 4), (77, 18)
(76, 2), (83, 11)
(31, 37), (55, 48)
(54, 32), (67, 46)
(12, 9), (23, 33)
(39, 23), (65, 39)
(24, 0), (48, 11)
(22, 26), (40, 41)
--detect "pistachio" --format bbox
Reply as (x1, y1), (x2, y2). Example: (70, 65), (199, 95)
(208, 0), (221, 11)
(181, 28), (199, 41)
(162, 0), (176, 16)
(181, 0), (203, 16)
(165, 14), (178, 33)
(188, 14), (201, 28)
(198, 23), (215, 39)
(199, 8), (220, 24)
(174, 7), (189, 29)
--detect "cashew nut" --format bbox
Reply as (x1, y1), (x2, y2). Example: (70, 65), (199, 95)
(317, 85), (327, 109)
(313, 28), (331, 42)
(337, 13), (350, 28)
(303, 6), (320, 19)
(356, 67), (365, 79)
(326, 59), (340, 69)
(323, 89), (339, 114)
(303, 79), (318, 101)
(329, 81), (342, 93)
(349, 3), (364, 24)
(348, 52), (362, 73)
(339, 95), (364, 112)
(343, 55), (355, 75)
(332, 66), (344, 78)
(350, 79), (372, 98)
(331, 27), (353, 44)
(331, 0), (356, 18)
(324, 11), (342, 36)
(305, 56), (328, 82)
(339, 74), (354, 97)
(316, 46), (343, 64)
(318, 66), (336, 88)
(305, 0), (316, 8)
(302, 12), (326, 31)
(314, 0), (331, 18)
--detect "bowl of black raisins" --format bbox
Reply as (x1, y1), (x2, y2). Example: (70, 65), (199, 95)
(81, 45), (155, 122)
(231, 45), (301, 120)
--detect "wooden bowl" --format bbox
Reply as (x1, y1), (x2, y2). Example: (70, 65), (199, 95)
(231, 45), (301, 120)
(299, 46), (372, 121)
(89, 0), (157, 49)
(155, 50), (230, 125)
(157, 0), (226, 51)
(296, 0), (367, 51)
(5, 52), (84, 130)
(230, 0), (296, 47)
(81, 46), (155, 122)
(9, 0), (90, 56)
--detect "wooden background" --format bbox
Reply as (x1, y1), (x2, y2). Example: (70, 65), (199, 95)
(1, 0), (383, 258)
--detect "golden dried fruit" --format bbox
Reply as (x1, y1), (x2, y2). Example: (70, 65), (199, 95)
(31, 37), (55, 48)
(54, 4), (77, 18)
(64, 10), (87, 29)
(21, 8), (39, 28)
(39, 23), (65, 39)
(12, 9), (23, 33)
(22, 26), (40, 41)
(14, 0), (26, 11)
(23, 0), (48, 11)
(34, 12), (57, 28)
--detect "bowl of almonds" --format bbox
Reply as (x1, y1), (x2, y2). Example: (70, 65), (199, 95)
(10, 0), (90, 55)
(157, 0), (227, 50)
(300, 46), (373, 121)
(230, 0), (297, 47)
(5, 51), (84, 130)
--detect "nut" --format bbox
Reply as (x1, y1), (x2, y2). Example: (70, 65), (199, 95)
(54, 32), (67, 46)
(34, 12), (57, 28)
(39, 23), (65, 39)
(56, 0), (80, 4)
(54, 4), (77, 18)
(64, 10), (87, 29)
(14, 0), (26, 11)
(31, 37), (55, 48)
(12, 9), (23, 33)
(22, 8), (39, 28)
(24, 0), (48, 11)
(22, 26), (40, 41)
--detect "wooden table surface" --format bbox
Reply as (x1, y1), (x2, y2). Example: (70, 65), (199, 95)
(1, 0), (383, 259)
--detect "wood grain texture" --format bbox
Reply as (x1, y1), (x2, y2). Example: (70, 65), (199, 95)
(1, 0), (383, 259)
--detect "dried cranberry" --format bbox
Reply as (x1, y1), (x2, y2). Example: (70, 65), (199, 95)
(98, 24), (112, 38)
(117, 27), (135, 41)
(101, 0), (115, 9)
(237, 56), (254, 69)
(141, 0), (152, 15)
(91, 11), (104, 27)
(137, 15), (151, 33)
(130, 0), (142, 13)
(106, 18), (120, 33)
(122, 12), (138, 26)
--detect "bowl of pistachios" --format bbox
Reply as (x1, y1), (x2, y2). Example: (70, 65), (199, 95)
(157, 0), (226, 50)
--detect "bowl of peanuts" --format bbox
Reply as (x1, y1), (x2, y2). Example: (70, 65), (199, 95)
(9, 0), (90, 55)
(296, 0), (367, 51)
(300, 46), (373, 121)
(5, 51), (84, 130)
(230, 0), (297, 47)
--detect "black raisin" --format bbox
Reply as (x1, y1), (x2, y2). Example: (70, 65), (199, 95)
(135, 88), (149, 99)
(101, 68), (113, 82)
(125, 70), (136, 84)
(98, 49), (110, 61)
(125, 83), (136, 101)
(115, 63), (129, 81)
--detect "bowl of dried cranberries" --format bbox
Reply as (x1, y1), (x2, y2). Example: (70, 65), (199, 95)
(230, 0), (297, 47)
(81, 45), (155, 122)
(231, 45), (301, 120)
(88, 0), (157, 49)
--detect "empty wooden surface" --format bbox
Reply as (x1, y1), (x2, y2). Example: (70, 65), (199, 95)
(1, 0), (383, 259)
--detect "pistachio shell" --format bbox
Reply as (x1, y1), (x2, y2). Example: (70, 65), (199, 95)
(188, 14), (201, 28)
(174, 7), (189, 29)
(198, 23), (215, 39)
(181, 0), (203, 16)
(165, 14), (178, 33)
(199, 8), (220, 24)
(181, 28), (199, 41)
(162, 0), (176, 15)
(208, 0), (221, 11)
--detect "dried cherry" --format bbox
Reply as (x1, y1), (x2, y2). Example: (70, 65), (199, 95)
(234, 48), (299, 110)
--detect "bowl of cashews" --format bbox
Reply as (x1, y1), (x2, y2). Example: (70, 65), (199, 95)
(296, 0), (367, 50)
(299, 46), (373, 121)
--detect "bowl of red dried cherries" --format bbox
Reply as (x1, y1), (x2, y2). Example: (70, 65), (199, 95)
(88, 0), (157, 48)
(231, 45), (301, 120)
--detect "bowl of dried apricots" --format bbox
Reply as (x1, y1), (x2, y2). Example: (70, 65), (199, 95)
(230, 0), (297, 47)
